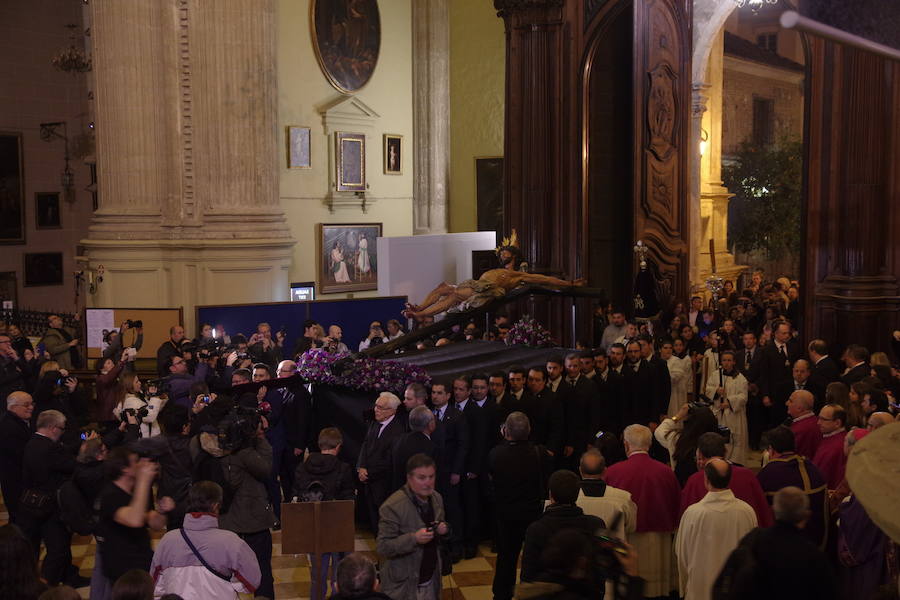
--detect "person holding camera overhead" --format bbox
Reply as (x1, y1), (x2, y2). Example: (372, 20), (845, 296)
(112, 373), (166, 438)
(704, 350), (749, 466)
(31, 362), (88, 453)
(163, 353), (214, 409)
(654, 403), (722, 486)
(156, 325), (187, 377)
(358, 321), (387, 351)
(101, 320), (143, 372)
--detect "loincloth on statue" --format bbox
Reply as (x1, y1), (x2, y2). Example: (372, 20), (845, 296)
(448, 279), (507, 312)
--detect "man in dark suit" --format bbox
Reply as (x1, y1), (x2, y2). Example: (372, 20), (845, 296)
(621, 341), (660, 426)
(738, 331), (765, 448)
(0, 391), (34, 523)
(521, 367), (564, 456)
(18, 409), (86, 587)
(593, 351), (625, 435)
(430, 380), (469, 561)
(639, 336), (671, 425)
(357, 392), (406, 534)
(839, 344), (870, 386)
(454, 375), (488, 559)
(757, 321), (803, 430)
(807, 339), (840, 390)
(496, 366), (528, 424)
(391, 405), (435, 491)
(774, 359), (825, 424)
(274, 360), (312, 504)
(470, 373), (498, 546)
(561, 353), (598, 459)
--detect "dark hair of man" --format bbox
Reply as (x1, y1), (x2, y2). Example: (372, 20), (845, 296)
(111, 568), (155, 600)
(565, 352), (582, 362)
(704, 461), (732, 489)
(430, 380), (450, 395)
(406, 452), (436, 475)
(164, 356), (180, 371)
(231, 333), (247, 345)
(546, 355), (564, 367)
(808, 339), (828, 356)
(508, 365), (527, 379)
(764, 425), (796, 453)
(104, 446), (137, 482)
(406, 382), (427, 400)
(608, 342), (626, 354)
(579, 350), (595, 360)
(548, 470), (580, 505)
(673, 406), (719, 462)
(845, 344), (870, 363)
(860, 375), (883, 391)
(318, 427), (343, 450)
(252, 363), (272, 377)
(189, 381), (211, 398)
(827, 404), (847, 427)
(169, 326), (181, 336)
(335, 553), (377, 599)
(638, 334), (654, 344)
(865, 389), (889, 412)
(625, 340), (641, 352)
(696, 431), (727, 460)
(187, 481), (223, 513)
(232, 368), (252, 382)
(453, 375), (471, 389)
(719, 350), (736, 361)
(504, 411), (531, 441)
(470, 373), (489, 385)
(528, 365), (548, 381)
(539, 529), (594, 579)
(610, 310), (625, 317)
(303, 319), (318, 330)
(159, 404), (190, 436)
(490, 370), (507, 381)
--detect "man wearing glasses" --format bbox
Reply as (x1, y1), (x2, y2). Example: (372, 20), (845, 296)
(163, 353), (212, 409)
(0, 391), (34, 523)
(358, 392), (405, 533)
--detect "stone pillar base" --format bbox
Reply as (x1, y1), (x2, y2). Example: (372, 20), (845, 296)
(80, 238), (294, 332)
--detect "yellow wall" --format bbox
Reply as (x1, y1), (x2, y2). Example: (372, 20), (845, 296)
(277, 0), (414, 297)
(448, 0), (505, 233)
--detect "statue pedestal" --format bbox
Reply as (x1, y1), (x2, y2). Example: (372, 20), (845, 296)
(695, 183), (746, 293)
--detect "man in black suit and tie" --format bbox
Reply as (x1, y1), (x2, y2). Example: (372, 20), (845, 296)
(391, 405), (435, 491)
(0, 391), (34, 524)
(497, 366), (528, 424)
(18, 409), (86, 587)
(521, 367), (564, 456)
(454, 376), (488, 559)
(470, 372), (499, 545)
(638, 336), (671, 426)
(758, 321), (803, 430)
(840, 344), (870, 386)
(431, 380), (469, 561)
(357, 392), (406, 534)
(561, 354), (598, 460)
(807, 339), (840, 390)
(774, 359), (825, 423)
(621, 341), (660, 427)
(737, 331), (765, 448)
(275, 360), (312, 502)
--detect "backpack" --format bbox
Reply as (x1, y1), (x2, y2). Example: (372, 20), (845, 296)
(297, 480), (327, 503)
(712, 528), (764, 600)
(192, 451), (235, 513)
(57, 479), (99, 536)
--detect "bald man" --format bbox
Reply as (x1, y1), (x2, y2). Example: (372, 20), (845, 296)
(0, 391), (34, 522)
(676, 458), (758, 600)
(867, 411), (894, 431)
(786, 389), (822, 459)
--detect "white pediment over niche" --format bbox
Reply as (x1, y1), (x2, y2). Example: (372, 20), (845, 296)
(318, 95), (380, 135)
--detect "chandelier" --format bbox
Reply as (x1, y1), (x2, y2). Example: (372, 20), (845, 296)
(51, 24), (91, 74)
(735, 0), (778, 14)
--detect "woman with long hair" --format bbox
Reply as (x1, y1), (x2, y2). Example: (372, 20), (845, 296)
(95, 355), (126, 424)
(655, 404), (721, 486)
(0, 524), (47, 600)
(847, 382), (873, 429)
(112, 373), (166, 437)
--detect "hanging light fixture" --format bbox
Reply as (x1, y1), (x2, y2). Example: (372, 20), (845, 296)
(51, 24), (91, 74)
(735, 0), (778, 14)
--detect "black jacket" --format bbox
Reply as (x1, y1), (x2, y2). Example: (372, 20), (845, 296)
(488, 441), (552, 520)
(0, 355), (28, 406)
(809, 356), (840, 390)
(621, 361), (658, 425)
(520, 388), (564, 454)
(431, 404), (469, 487)
(391, 431), (435, 491)
(294, 452), (355, 501)
(22, 433), (77, 499)
(840, 362), (869, 387)
(0, 411), (31, 510)
(520, 504), (605, 583)
(357, 416), (406, 483)
(757, 340), (803, 399)
(456, 399), (487, 474)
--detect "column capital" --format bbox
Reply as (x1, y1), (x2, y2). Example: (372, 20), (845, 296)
(691, 82), (711, 117)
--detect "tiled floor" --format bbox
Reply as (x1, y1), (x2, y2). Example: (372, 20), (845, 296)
(2, 501), (503, 600)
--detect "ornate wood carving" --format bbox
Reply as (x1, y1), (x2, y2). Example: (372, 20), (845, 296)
(584, 0), (608, 31)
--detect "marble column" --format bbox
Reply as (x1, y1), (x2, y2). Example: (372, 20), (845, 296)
(411, 0), (450, 235)
(82, 0), (294, 330)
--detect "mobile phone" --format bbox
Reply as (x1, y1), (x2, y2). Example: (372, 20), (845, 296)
(80, 432), (87, 441)
(201, 395), (211, 404)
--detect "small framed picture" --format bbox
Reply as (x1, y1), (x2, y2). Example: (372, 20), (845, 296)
(383, 134), (402, 175)
(23, 252), (64, 287)
(35, 192), (61, 229)
(335, 132), (366, 192)
(286, 126), (311, 169)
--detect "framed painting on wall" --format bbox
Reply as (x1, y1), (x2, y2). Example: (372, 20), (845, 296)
(383, 134), (402, 175)
(318, 223), (382, 294)
(335, 132), (366, 192)
(23, 252), (64, 287)
(35, 192), (62, 229)
(0, 132), (26, 244)
(310, 0), (381, 94)
(286, 126), (311, 169)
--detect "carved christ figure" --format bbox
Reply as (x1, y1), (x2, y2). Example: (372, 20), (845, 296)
(403, 235), (585, 320)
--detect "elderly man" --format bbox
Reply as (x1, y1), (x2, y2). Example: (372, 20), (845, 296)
(377, 454), (449, 600)
(0, 391), (34, 523)
(358, 391), (405, 534)
(675, 458), (757, 600)
(679, 433), (772, 527)
(786, 389), (822, 459)
(274, 359), (311, 506)
(812, 403), (848, 490)
(605, 424), (681, 599)
(41, 314), (80, 370)
(156, 324), (186, 376)
(867, 411), (894, 430)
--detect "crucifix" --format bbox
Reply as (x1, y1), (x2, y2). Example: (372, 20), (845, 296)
(705, 238), (724, 305)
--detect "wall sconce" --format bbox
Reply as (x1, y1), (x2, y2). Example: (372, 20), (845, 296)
(74, 264), (104, 295)
(699, 128), (709, 157)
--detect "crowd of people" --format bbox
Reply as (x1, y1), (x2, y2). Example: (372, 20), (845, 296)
(0, 271), (898, 600)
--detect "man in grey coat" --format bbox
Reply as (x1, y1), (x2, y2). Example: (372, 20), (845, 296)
(377, 453), (449, 600)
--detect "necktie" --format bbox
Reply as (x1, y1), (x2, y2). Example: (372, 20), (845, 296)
(779, 344), (787, 359)
(568, 378), (576, 385)
(746, 351), (752, 365)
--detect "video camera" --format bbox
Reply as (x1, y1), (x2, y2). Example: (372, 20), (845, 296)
(125, 319), (143, 328)
(145, 377), (169, 396)
(218, 405), (263, 452)
(121, 405), (149, 424)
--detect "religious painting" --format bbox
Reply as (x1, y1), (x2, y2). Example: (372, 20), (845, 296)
(335, 132), (366, 192)
(35, 192), (62, 229)
(0, 271), (17, 309)
(286, 126), (311, 169)
(0, 133), (26, 244)
(318, 223), (382, 294)
(23, 252), (64, 287)
(475, 156), (504, 245)
(311, 0), (381, 94)
(383, 134), (402, 175)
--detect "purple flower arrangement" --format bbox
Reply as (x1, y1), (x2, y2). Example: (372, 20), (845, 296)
(297, 348), (431, 393)
(505, 316), (555, 348)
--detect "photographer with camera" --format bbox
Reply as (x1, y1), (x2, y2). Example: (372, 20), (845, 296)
(705, 350), (750, 465)
(95, 354), (128, 425)
(359, 321), (387, 352)
(112, 373), (167, 438)
(156, 325), (187, 377)
(40, 314), (81, 371)
(32, 363), (89, 453)
(655, 401), (722, 486)
(247, 322), (285, 369)
(163, 353), (213, 409)
(101, 320), (144, 372)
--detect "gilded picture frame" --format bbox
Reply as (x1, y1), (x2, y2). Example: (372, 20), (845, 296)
(335, 132), (366, 192)
(383, 134), (402, 175)
(286, 126), (311, 169)
(310, 0), (381, 94)
(318, 222), (382, 294)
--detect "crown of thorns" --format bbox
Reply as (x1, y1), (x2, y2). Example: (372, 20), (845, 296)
(495, 230), (521, 257)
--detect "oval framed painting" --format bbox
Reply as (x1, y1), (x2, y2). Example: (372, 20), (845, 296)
(311, 0), (381, 94)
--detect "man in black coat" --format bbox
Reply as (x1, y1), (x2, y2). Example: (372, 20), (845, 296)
(839, 344), (870, 386)
(561, 354), (599, 459)
(357, 392), (406, 534)
(430, 380), (469, 561)
(521, 367), (564, 456)
(639, 336), (671, 425)
(0, 332), (29, 407)
(620, 341), (659, 426)
(390, 406), (435, 491)
(807, 339), (840, 390)
(453, 375), (489, 559)
(18, 409), (86, 587)
(774, 359), (825, 418)
(275, 360), (312, 501)
(757, 321), (803, 430)
(0, 391), (34, 523)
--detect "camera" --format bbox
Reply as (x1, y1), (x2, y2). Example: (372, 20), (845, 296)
(688, 395), (714, 411)
(125, 319), (143, 329)
(201, 394), (211, 404)
(218, 406), (262, 452)
(145, 378), (169, 395)
(121, 406), (150, 423)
